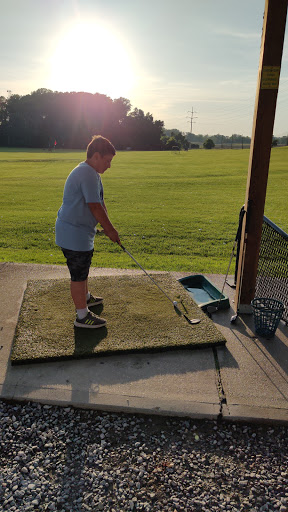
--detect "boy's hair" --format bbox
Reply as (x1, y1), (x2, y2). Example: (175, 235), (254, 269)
(86, 135), (116, 158)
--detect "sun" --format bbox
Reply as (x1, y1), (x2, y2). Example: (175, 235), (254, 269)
(48, 20), (136, 98)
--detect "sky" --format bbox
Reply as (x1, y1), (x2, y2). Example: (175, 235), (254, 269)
(1, 0), (287, 137)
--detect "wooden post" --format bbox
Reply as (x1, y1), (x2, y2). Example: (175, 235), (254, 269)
(235, 0), (288, 313)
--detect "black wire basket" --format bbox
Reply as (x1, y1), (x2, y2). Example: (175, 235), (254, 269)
(251, 297), (285, 338)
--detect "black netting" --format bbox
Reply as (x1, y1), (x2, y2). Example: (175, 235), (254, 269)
(255, 216), (288, 323)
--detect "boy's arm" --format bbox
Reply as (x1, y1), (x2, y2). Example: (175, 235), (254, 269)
(88, 202), (120, 244)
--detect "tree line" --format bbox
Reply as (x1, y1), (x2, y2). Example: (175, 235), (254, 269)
(0, 89), (286, 150)
(184, 131), (288, 147)
(164, 130), (288, 149)
(0, 89), (164, 151)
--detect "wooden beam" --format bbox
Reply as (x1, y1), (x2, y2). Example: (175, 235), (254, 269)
(235, 0), (288, 313)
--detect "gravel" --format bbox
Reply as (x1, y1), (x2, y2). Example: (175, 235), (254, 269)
(0, 400), (287, 511)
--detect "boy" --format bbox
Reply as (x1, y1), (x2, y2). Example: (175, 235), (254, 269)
(55, 135), (120, 328)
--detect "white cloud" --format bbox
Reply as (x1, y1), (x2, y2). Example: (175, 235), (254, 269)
(214, 29), (261, 41)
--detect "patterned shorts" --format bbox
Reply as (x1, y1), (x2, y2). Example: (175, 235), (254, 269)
(61, 248), (94, 282)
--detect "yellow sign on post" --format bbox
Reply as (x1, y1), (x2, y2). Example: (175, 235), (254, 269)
(261, 66), (281, 89)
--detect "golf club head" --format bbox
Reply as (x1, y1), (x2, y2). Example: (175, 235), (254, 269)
(230, 313), (238, 324)
(183, 314), (201, 325)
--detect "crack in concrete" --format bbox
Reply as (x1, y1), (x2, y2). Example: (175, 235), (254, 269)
(212, 347), (227, 420)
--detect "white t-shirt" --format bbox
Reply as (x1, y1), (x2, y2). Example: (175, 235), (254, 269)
(55, 161), (104, 251)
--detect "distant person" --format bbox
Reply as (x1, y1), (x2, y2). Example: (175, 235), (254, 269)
(55, 135), (120, 328)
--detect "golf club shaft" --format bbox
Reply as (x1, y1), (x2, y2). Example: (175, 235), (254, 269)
(219, 240), (237, 299)
(119, 243), (176, 306)
(207, 239), (237, 314)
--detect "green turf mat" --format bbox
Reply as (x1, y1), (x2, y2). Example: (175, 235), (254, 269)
(11, 274), (226, 364)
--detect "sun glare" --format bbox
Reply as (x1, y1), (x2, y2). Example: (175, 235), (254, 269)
(48, 20), (136, 98)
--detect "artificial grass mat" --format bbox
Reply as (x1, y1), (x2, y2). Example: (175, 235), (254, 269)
(11, 274), (226, 364)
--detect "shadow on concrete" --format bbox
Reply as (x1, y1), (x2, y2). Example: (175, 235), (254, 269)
(255, 324), (288, 389)
(230, 316), (288, 402)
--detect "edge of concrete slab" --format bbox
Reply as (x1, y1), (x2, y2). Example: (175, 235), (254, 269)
(2, 382), (287, 424)
(222, 403), (288, 425)
(0, 384), (221, 420)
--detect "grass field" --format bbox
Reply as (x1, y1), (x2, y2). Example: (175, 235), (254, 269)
(0, 147), (287, 273)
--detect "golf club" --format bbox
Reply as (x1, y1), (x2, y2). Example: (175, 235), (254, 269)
(230, 313), (238, 323)
(207, 238), (237, 315)
(207, 207), (247, 317)
(118, 243), (200, 325)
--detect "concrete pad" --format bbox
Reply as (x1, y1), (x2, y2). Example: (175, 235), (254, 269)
(0, 263), (221, 419)
(1, 263), (287, 423)
(201, 273), (288, 424)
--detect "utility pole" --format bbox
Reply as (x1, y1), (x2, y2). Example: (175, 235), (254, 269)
(187, 107), (198, 133)
(235, 0), (288, 313)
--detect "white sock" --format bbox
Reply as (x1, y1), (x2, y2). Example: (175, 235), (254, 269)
(77, 307), (89, 319)
(86, 292), (90, 301)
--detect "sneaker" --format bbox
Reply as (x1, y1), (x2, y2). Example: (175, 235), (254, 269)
(87, 294), (103, 307)
(74, 311), (106, 329)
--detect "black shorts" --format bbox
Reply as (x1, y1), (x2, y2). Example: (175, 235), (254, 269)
(61, 248), (94, 282)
